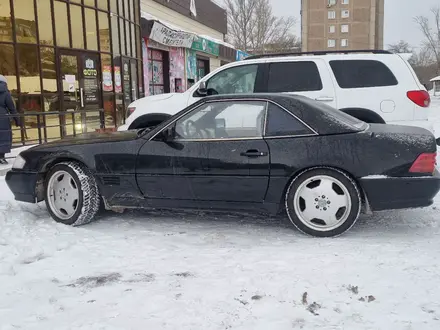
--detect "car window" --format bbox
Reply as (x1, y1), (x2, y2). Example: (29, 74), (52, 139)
(206, 65), (258, 95)
(174, 101), (266, 140)
(265, 103), (314, 137)
(329, 60), (398, 88)
(268, 61), (323, 92)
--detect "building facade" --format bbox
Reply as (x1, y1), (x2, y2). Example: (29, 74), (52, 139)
(0, 0), (143, 145)
(140, 0), (234, 96)
(301, 0), (384, 52)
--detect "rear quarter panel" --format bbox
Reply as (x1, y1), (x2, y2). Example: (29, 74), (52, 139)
(325, 55), (420, 123)
(264, 130), (435, 204)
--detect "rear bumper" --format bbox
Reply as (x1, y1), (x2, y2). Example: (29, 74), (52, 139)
(360, 171), (440, 211)
(5, 170), (38, 203)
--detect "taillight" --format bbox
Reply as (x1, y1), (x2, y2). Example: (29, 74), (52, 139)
(407, 90), (431, 108)
(127, 107), (136, 117)
(409, 153), (437, 174)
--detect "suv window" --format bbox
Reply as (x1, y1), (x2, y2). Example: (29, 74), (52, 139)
(265, 103), (314, 137)
(330, 60), (398, 88)
(206, 65), (258, 95)
(268, 62), (323, 92)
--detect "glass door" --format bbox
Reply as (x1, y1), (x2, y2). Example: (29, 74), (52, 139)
(58, 50), (102, 136)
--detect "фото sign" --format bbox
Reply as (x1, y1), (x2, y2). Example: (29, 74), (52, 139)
(191, 37), (219, 56)
(149, 21), (194, 48)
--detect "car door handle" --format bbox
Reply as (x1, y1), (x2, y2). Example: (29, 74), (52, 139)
(240, 150), (268, 158)
(315, 96), (334, 102)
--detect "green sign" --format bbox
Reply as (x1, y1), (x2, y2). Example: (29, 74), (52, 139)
(191, 37), (220, 56)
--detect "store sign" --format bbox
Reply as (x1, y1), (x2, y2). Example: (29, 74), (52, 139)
(236, 50), (250, 61)
(82, 57), (99, 105)
(191, 37), (219, 56)
(83, 58), (98, 76)
(149, 21), (194, 48)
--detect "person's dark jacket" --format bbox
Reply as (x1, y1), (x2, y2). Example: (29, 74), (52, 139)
(0, 81), (20, 154)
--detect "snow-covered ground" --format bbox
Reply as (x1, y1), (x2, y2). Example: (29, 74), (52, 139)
(1, 98), (440, 329)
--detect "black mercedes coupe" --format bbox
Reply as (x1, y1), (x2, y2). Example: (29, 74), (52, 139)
(6, 94), (440, 237)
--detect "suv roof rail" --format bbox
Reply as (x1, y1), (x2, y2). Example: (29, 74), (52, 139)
(244, 49), (392, 60)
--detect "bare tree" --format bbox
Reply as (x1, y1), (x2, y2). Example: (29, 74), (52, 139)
(411, 45), (435, 68)
(414, 7), (440, 74)
(224, 0), (299, 54)
(387, 40), (413, 54)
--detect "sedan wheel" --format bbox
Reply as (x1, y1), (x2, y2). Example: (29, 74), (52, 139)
(285, 168), (361, 237)
(45, 162), (101, 226)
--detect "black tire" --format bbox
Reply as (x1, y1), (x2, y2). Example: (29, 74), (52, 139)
(44, 162), (101, 226)
(285, 167), (361, 237)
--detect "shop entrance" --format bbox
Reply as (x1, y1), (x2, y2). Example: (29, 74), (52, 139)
(57, 50), (103, 136)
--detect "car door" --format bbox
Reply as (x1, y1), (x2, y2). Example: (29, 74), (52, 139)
(265, 59), (338, 109)
(186, 63), (266, 106)
(135, 100), (270, 204)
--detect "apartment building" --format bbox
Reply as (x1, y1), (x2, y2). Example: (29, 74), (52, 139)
(301, 0), (384, 52)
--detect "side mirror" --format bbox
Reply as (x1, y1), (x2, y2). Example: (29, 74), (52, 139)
(161, 126), (175, 141)
(197, 81), (208, 96)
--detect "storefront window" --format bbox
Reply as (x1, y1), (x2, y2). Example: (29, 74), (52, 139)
(0, 44), (17, 93)
(40, 47), (57, 93)
(111, 15), (120, 54)
(54, 1), (70, 47)
(0, 0), (13, 42)
(85, 8), (98, 51)
(119, 18), (125, 55)
(84, 0), (96, 7)
(71, 5), (85, 49)
(17, 44), (40, 94)
(149, 49), (165, 95)
(0, 0), (141, 143)
(98, 0), (109, 11)
(99, 11), (110, 52)
(110, 0), (118, 14)
(37, 0), (54, 45)
(14, 0), (37, 44)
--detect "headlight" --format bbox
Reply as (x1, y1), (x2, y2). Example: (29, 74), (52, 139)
(12, 154), (26, 169)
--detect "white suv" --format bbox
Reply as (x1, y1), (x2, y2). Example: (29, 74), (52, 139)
(119, 50), (434, 137)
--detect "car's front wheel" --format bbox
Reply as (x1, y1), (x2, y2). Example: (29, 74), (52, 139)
(285, 168), (361, 237)
(44, 162), (101, 226)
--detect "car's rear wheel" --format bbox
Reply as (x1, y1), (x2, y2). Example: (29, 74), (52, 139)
(45, 162), (101, 226)
(285, 168), (361, 237)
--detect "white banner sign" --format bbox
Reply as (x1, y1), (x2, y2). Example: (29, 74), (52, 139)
(149, 21), (194, 48)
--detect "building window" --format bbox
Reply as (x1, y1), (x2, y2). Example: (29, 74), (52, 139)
(341, 25), (349, 33)
(328, 0), (336, 5)
(342, 10), (350, 18)
(329, 25), (336, 33)
(328, 39), (336, 48)
(328, 11), (336, 19)
(342, 0), (349, 4)
(341, 39), (348, 47)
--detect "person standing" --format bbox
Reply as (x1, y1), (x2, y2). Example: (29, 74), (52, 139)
(0, 75), (20, 164)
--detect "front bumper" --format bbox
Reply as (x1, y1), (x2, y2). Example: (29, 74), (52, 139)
(360, 171), (440, 211)
(5, 170), (38, 203)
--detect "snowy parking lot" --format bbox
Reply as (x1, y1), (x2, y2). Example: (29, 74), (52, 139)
(1, 98), (440, 329)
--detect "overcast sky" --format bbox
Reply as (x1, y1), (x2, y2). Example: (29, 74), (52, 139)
(269, 0), (439, 49)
